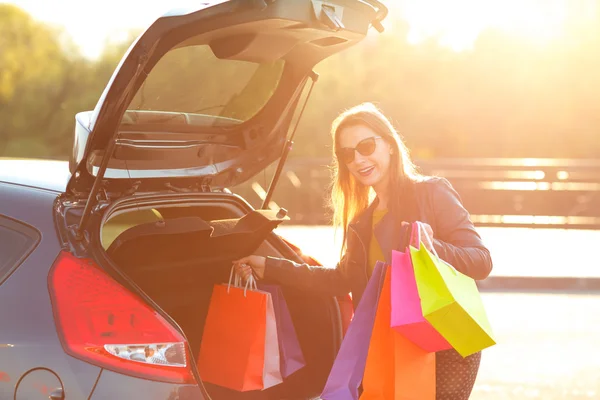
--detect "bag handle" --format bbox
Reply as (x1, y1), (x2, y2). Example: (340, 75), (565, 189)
(227, 266), (257, 297)
(412, 221), (440, 258)
(413, 222), (460, 275)
(409, 221), (421, 249)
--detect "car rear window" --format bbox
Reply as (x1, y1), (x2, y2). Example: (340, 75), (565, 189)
(0, 217), (40, 285)
(125, 42), (285, 126)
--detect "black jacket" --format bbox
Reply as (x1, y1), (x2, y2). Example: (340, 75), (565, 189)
(265, 176), (493, 309)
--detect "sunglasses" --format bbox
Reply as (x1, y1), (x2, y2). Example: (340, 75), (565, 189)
(336, 136), (385, 164)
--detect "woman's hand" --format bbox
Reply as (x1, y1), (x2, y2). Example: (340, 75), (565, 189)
(233, 255), (266, 282)
(403, 221), (436, 253)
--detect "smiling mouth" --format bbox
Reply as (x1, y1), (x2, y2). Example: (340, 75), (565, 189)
(358, 166), (375, 177)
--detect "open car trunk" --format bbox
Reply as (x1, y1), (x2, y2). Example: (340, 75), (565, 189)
(93, 193), (344, 399)
(55, 0), (388, 395)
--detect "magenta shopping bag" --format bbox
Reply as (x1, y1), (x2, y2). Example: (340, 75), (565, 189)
(320, 261), (387, 400)
(257, 284), (306, 378)
(390, 222), (452, 352)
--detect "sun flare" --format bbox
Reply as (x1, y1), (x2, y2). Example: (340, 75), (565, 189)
(391, 0), (597, 51)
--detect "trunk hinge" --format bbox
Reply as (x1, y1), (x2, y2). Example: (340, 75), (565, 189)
(98, 187), (110, 203)
(262, 70), (319, 210)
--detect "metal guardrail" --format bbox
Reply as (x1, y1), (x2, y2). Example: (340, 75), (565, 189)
(477, 276), (600, 293)
(419, 158), (600, 230)
(235, 157), (600, 229)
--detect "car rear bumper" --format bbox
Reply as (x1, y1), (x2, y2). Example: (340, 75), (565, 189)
(89, 370), (206, 400)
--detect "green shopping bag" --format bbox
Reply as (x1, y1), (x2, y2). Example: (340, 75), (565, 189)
(409, 237), (496, 358)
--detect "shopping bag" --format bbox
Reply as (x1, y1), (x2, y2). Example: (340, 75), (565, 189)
(197, 270), (283, 391)
(410, 233), (496, 358)
(320, 261), (387, 400)
(361, 266), (436, 400)
(257, 283), (306, 378)
(262, 283), (284, 390)
(390, 222), (452, 352)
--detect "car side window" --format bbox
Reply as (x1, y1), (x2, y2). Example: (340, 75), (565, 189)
(0, 216), (40, 285)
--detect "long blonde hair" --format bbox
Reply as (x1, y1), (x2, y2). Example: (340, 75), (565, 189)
(329, 102), (420, 252)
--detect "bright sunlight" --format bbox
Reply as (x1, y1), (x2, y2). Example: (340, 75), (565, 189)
(7, 0), (598, 57)
(393, 0), (597, 51)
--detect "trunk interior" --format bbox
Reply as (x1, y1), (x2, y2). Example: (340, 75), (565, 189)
(97, 194), (342, 400)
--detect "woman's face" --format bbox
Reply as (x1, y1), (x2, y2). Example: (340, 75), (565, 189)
(338, 124), (393, 190)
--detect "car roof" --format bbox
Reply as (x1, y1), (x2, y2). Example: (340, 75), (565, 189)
(0, 158), (70, 192)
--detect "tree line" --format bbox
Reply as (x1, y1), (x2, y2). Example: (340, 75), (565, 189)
(2, 3), (600, 163)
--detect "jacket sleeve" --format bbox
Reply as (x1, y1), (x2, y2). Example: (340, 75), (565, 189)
(429, 177), (493, 280)
(263, 253), (351, 297)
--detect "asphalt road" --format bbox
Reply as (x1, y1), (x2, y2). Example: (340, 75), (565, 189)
(472, 293), (600, 399)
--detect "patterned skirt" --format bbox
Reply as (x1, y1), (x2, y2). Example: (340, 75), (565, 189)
(436, 349), (482, 400)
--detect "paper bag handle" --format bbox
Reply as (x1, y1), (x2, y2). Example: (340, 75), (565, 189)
(412, 221), (440, 259)
(227, 266), (257, 297)
(409, 221), (421, 249)
(415, 223), (461, 275)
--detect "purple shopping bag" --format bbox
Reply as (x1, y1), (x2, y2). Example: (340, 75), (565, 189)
(257, 284), (306, 378)
(320, 261), (387, 400)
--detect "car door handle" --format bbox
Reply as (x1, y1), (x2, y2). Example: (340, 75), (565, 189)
(49, 388), (64, 400)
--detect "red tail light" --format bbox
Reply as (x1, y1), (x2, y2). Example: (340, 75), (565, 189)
(48, 251), (195, 384)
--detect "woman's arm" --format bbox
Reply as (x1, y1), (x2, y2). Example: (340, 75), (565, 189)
(263, 254), (352, 297)
(429, 177), (493, 280)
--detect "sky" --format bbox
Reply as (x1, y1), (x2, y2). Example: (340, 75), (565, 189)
(4, 0), (597, 58)
(5, 0), (172, 58)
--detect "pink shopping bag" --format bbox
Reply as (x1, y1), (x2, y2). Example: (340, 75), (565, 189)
(390, 222), (452, 352)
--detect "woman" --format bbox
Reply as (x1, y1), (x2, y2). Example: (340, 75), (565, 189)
(234, 102), (493, 400)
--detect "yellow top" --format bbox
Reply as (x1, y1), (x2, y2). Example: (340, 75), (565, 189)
(367, 209), (388, 277)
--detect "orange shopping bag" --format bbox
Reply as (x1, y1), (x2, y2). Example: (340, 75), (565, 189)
(197, 271), (282, 391)
(361, 266), (436, 400)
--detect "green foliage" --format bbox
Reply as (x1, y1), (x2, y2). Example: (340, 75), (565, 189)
(2, 4), (600, 162)
(128, 45), (284, 122)
(0, 4), (136, 159)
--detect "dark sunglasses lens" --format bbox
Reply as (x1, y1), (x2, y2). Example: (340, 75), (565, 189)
(337, 137), (379, 164)
(356, 137), (377, 156)
(338, 148), (355, 164)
